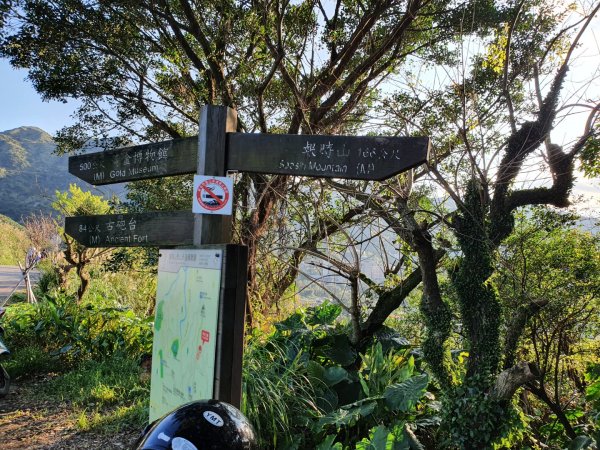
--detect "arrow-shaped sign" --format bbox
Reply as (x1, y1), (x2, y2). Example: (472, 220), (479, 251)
(69, 134), (429, 185)
(227, 134), (430, 181)
(68, 137), (197, 185)
(64, 211), (195, 247)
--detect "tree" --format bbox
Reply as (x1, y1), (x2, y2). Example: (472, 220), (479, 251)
(306, 1), (600, 446)
(496, 209), (600, 447)
(20, 212), (61, 303)
(0, 0), (501, 318)
(361, 2), (600, 446)
(52, 184), (113, 301)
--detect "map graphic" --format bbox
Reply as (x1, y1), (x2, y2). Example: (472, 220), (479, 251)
(149, 249), (223, 422)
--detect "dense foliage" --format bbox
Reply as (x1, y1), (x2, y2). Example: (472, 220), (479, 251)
(2, 204), (599, 448)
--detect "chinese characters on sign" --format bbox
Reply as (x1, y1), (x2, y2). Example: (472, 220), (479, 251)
(68, 136), (198, 185)
(277, 140), (415, 177)
(75, 214), (146, 245)
(226, 133), (430, 180)
(64, 211), (195, 248)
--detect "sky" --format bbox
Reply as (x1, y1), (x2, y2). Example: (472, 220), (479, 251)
(0, 60), (78, 135)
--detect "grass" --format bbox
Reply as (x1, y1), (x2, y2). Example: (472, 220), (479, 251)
(41, 356), (149, 403)
(4, 348), (149, 436)
(3, 345), (64, 379)
(76, 399), (149, 433)
(14, 355), (151, 434)
(243, 337), (322, 449)
(0, 215), (29, 265)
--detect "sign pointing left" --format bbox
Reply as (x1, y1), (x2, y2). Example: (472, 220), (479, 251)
(65, 211), (195, 247)
(68, 137), (198, 185)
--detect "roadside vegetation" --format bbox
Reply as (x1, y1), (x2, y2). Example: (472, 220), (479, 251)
(0, 215), (29, 265)
(1, 201), (599, 449)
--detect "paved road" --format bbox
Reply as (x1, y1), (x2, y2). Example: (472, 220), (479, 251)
(0, 266), (40, 303)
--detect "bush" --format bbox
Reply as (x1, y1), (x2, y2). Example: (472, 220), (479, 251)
(1, 291), (152, 434)
(3, 293), (153, 372)
(243, 303), (434, 449)
(3, 345), (63, 379)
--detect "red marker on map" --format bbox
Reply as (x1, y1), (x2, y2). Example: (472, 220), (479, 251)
(201, 330), (210, 344)
(196, 330), (210, 360)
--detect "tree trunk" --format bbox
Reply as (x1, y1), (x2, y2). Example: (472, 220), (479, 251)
(241, 174), (289, 320)
(24, 273), (37, 304)
(453, 180), (502, 379)
(492, 361), (539, 401)
(57, 264), (73, 290)
(76, 263), (90, 302)
(397, 198), (453, 385)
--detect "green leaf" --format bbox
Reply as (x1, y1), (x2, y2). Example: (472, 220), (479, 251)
(567, 436), (594, 450)
(275, 312), (306, 332)
(316, 435), (342, 450)
(324, 366), (350, 387)
(370, 425), (392, 449)
(359, 372), (370, 397)
(586, 380), (600, 402)
(396, 355), (415, 383)
(307, 360), (326, 381)
(316, 400), (378, 430)
(315, 334), (357, 366)
(305, 301), (342, 326)
(317, 387), (339, 413)
(384, 374), (429, 412)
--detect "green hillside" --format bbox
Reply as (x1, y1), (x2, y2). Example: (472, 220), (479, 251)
(0, 214), (29, 265)
(0, 127), (85, 222)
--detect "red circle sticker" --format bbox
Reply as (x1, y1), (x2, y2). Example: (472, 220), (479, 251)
(196, 178), (230, 211)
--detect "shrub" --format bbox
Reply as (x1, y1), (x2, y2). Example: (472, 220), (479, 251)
(3, 293), (153, 372)
(243, 303), (434, 449)
(0, 215), (29, 265)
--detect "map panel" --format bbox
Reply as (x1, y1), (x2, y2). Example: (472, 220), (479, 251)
(149, 249), (222, 422)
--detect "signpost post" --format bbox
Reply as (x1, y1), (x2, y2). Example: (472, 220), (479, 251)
(66, 105), (431, 415)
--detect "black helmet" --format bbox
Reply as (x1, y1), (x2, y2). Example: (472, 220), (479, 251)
(134, 400), (257, 450)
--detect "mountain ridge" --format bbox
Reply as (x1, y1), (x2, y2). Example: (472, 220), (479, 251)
(0, 126), (84, 221)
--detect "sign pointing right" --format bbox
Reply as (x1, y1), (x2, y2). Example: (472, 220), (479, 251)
(226, 134), (430, 181)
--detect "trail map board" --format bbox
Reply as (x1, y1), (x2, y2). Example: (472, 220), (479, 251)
(150, 249), (222, 421)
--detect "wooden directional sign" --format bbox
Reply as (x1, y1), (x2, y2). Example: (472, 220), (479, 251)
(69, 133), (429, 186)
(226, 134), (430, 181)
(65, 211), (194, 247)
(69, 137), (197, 185)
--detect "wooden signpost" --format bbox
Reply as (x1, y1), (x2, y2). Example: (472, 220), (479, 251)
(69, 131), (430, 186)
(65, 211), (195, 248)
(69, 137), (198, 185)
(66, 105), (430, 413)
